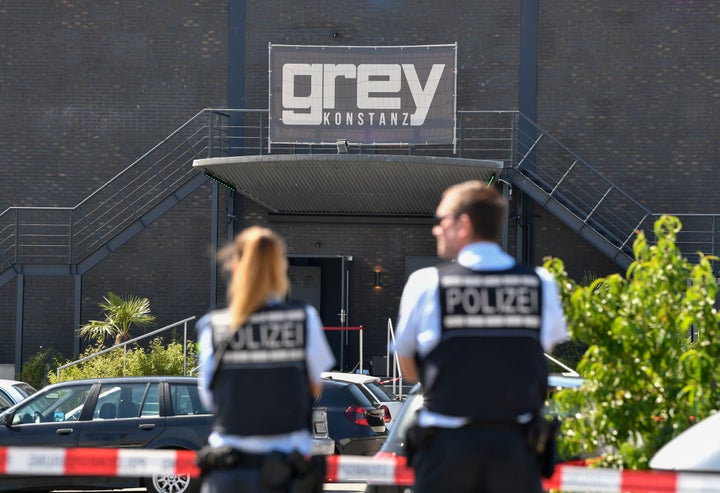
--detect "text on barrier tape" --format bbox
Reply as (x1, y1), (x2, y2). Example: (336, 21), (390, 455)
(326, 455), (414, 486)
(0, 446), (199, 478)
(2, 447), (720, 493)
(542, 464), (720, 493)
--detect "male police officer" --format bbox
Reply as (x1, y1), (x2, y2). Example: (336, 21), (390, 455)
(394, 180), (568, 493)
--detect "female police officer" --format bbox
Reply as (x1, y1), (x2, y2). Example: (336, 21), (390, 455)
(196, 226), (335, 493)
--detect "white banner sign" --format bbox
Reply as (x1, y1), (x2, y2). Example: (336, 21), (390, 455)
(269, 44), (457, 146)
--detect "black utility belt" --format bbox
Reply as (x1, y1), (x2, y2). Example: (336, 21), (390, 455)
(196, 445), (265, 470)
(462, 419), (526, 430)
(196, 445), (327, 492)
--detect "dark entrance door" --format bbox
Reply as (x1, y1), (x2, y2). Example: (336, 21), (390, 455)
(288, 255), (353, 371)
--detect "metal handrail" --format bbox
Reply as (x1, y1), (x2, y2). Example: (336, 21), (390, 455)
(384, 318), (404, 399)
(55, 316), (196, 381)
(648, 213), (720, 263)
(1, 108), (719, 279)
(512, 113), (653, 256)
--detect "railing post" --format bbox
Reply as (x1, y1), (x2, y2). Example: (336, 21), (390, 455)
(359, 326), (364, 374)
(510, 112), (518, 165)
(208, 110), (214, 159)
(259, 110), (265, 155)
(14, 208), (19, 263)
(183, 319), (188, 376)
(386, 321), (391, 379)
(457, 112), (464, 158)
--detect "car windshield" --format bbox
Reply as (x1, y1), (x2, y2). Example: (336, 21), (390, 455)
(319, 381), (377, 408)
(13, 382), (38, 399)
(348, 382), (379, 407)
(0, 393), (13, 412)
(365, 382), (400, 402)
(12, 384), (93, 424)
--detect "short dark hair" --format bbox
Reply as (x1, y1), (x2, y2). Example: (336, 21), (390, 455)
(443, 180), (507, 240)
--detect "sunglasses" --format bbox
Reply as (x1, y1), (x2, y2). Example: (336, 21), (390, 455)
(433, 213), (458, 226)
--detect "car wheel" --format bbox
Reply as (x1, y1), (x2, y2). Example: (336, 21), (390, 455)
(145, 471), (199, 493)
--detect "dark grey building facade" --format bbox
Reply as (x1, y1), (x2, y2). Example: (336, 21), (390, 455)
(1, 1), (718, 375)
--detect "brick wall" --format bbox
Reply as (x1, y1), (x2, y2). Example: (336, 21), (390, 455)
(537, 0), (720, 213)
(1, 0), (717, 372)
(0, 0), (227, 368)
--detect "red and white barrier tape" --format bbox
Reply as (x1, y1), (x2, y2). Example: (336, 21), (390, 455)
(326, 455), (414, 485)
(0, 446), (199, 478)
(1, 447), (720, 492)
(328, 457), (720, 492)
(543, 464), (720, 493)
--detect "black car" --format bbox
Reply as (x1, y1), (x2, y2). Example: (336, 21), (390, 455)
(0, 375), (333, 493)
(315, 378), (388, 455)
(0, 376), (208, 493)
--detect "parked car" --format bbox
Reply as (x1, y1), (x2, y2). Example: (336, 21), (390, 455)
(0, 376), (208, 493)
(650, 411), (720, 472)
(310, 406), (336, 456)
(322, 371), (403, 428)
(316, 377), (388, 455)
(0, 379), (37, 411)
(0, 375), (333, 493)
(0, 394), (11, 413)
(365, 374), (585, 493)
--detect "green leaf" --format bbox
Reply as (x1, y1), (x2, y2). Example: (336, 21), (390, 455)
(545, 215), (720, 469)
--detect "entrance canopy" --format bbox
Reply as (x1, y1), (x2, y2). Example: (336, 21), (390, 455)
(193, 154), (504, 216)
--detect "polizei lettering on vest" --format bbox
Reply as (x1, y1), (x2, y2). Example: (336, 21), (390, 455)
(281, 63), (445, 126)
(445, 286), (539, 315)
(233, 321), (304, 350)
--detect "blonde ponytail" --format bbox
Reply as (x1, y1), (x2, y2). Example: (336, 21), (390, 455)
(223, 227), (289, 329)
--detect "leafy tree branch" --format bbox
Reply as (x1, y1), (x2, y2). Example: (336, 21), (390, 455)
(545, 215), (720, 469)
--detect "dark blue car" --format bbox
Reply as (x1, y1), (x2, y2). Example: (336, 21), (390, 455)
(316, 378), (387, 456)
(0, 376), (210, 493)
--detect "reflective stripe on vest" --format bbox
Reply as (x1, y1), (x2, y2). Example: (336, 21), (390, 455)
(210, 305), (311, 436)
(420, 263), (547, 420)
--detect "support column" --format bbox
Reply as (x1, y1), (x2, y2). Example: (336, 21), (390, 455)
(228, 0), (246, 156)
(15, 274), (24, 377)
(210, 181), (219, 308)
(518, 0), (539, 264)
(74, 274), (82, 357)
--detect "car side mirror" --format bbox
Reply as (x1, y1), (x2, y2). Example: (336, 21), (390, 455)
(2, 412), (14, 427)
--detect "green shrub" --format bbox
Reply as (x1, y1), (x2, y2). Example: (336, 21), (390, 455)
(50, 337), (197, 384)
(20, 348), (62, 389)
(544, 215), (720, 469)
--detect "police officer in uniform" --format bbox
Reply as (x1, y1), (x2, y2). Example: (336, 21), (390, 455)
(197, 226), (335, 493)
(394, 181), (568, 493)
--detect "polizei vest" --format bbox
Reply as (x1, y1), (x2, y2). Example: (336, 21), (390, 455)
(421, 262), (548, 421)
(209, 303), (311, 436)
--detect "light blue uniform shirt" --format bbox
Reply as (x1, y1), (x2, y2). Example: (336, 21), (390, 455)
(394, 242), (568, 428)
(197, 300), (335, 454)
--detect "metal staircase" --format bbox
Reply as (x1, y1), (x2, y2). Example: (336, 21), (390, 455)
(504, 114), (719, 272)
(1, 109), (718, 288)
(506, 115), (650, 271)
(0, 109), (233, 287)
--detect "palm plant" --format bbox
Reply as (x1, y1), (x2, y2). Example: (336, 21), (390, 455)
(78, 292), (156, 346)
